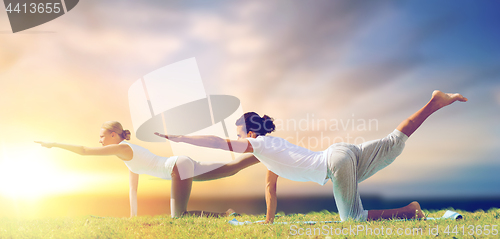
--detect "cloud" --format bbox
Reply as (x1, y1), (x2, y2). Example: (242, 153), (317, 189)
(495, 87), (500, 106)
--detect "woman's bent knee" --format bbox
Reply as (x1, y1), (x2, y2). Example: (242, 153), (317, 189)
(173, 156), (194, 180)
(329, 151), (357, 180)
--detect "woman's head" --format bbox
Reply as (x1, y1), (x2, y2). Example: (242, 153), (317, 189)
(99, 121), (131, 146)
(235, 112), (276, 139)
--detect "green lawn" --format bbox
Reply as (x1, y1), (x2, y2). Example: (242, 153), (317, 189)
(1, 208), (499, 238)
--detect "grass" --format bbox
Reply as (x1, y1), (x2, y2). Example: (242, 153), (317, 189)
(1, 208), (499, 238)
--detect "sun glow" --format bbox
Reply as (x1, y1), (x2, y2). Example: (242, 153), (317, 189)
(0, 145), (87, 199)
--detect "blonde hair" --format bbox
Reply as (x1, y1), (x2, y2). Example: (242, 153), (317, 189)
(101, 121), (131, 140)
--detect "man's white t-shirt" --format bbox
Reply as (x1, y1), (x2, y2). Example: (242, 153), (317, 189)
(247, 136), (329, 185)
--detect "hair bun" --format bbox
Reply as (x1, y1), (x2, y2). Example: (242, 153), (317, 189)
(261, 115), (276, 134)
(235, 112), (276, 136)
(122, 130), (131, 140)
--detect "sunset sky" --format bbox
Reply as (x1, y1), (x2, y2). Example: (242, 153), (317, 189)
(1, 0), (499, 218)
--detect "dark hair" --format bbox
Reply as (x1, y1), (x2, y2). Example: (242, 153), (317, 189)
(235, 112), (276, 136)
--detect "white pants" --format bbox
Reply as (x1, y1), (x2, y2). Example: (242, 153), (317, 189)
(326, 129), (408, 221)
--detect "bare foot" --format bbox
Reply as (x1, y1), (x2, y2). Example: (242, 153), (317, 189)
(406, 201), (426, 220)
(431, 90), (468, 110)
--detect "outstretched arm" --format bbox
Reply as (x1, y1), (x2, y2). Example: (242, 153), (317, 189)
(129, 170), (139, 217)
(34, 141), (132, 159)
(154, 133), (253, 153)
(265, 170), (278, 224)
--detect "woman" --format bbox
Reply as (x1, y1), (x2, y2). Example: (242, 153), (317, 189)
(35, 121), (260, 218)
(155, 90), (468, 223)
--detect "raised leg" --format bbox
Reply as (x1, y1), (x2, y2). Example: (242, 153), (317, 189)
(368, 201), (426, 220)
(365, 90), (467, 220)
(192, 154), (260, 181)
(397, 90), (467, 137)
